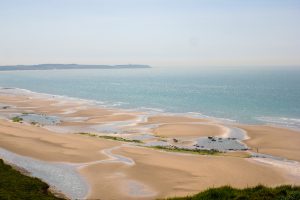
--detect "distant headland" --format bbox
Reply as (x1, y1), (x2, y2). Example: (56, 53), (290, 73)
(0, 64), (151, 71)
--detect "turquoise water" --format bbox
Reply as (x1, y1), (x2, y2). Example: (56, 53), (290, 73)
(0, 67), (299, 128)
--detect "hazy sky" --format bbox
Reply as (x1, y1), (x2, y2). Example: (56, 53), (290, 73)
(0, 0), (300, 67)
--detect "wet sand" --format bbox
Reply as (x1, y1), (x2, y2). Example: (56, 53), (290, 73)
(0, 94), (138, 124)
(145, 115), (210, 124)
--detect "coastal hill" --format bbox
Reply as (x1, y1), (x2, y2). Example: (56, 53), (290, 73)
(0, 64), (151, 71)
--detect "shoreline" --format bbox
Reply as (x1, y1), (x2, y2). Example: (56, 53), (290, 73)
(1, 87), (300, 199)
(3, 86), (299, 131)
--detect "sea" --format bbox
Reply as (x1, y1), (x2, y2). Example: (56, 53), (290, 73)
(0, 67), (299, 129)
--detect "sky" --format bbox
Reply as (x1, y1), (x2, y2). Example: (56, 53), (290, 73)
(0, 0), (300, 67)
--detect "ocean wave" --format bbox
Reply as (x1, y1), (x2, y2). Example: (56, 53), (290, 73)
(128, 107), (165, 113)
(186, 112), (237, 123)
(0, 87), (112, 107)
(3, 87), (299, 130)
(256, 116), (300, 130)
(0, 87), (241, 125)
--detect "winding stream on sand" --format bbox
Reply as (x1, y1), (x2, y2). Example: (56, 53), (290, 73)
(0, 148), (88, 199)
(0, 144), (157, 199)
(76, 145), (135, 168)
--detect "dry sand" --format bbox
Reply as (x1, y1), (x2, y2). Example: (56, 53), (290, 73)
(1, 118), (299, 199)
(81, 146), (298, 200)
(0, 120), (118, 163)
(153, 123), (224, 137)
(240, 125), (300, 162)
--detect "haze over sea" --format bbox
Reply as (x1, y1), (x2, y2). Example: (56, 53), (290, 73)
(1, 67), (300, 129)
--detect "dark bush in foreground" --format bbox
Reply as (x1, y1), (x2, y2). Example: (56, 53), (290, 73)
(0, 159), (64, 200)
(163, 185), (300, 200)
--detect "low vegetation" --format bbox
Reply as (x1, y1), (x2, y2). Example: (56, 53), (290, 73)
(150, 145), (220, 155)
(22, 112), (33, 115)
(78, 132), (143, 143)
(162, 185), (300, 200)
(0, 159), (64, 200)
(11, 116), (23, 123)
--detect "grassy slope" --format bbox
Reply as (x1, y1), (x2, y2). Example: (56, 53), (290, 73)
(0, 159), (64, 200)
(163, 185), (300, 200)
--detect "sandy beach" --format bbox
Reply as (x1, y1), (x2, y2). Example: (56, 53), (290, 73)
(1, 90), (300, 199)
(1, 119), (297, 200)
(83, 145), (292, 199)
(240, 125), (300, 162)
(153, 123), (224, 137)
(0, 120), (118, 163)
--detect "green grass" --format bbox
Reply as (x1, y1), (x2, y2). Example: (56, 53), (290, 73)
(11, 116), (23, 123)
(0, 159), (64, 200)
(78, 132), (143, 143)
(22, 112), (33, 115)
(162, 185), (300, 200)
(150, 145), (220, 155)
